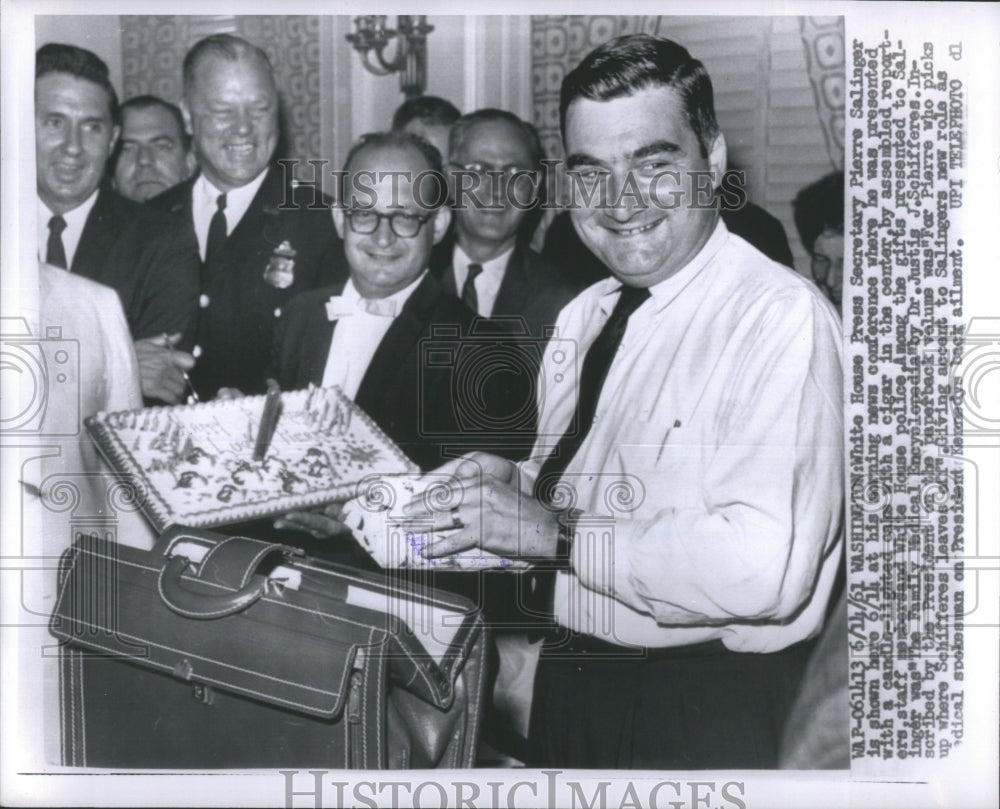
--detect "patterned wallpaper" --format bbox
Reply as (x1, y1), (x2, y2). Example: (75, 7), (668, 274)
(530, 14), (844, 167)
(120, 16), (322, 172)
(531, 16), (660, 161)
(800, 16), (845, 171)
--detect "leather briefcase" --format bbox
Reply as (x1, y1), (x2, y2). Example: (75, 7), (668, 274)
(49, 527), (488, 769)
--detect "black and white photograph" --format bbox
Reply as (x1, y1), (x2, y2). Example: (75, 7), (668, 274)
(1, 1), (997, 807)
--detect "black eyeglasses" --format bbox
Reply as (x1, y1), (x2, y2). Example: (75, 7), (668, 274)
(342, 209), (434, 238)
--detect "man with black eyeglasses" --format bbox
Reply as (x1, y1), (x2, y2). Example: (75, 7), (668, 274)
(272, 132), (547, 765)
(269, 131), (475, 483)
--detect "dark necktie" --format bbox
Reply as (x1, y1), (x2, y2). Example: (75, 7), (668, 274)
(205, 193), (228, 262)
(46, 215), (68, 269)
(534, 284), (651, 504)
(461, 262), (483, 313)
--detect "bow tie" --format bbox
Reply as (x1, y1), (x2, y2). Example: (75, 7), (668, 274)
(325, 295), (398, 320)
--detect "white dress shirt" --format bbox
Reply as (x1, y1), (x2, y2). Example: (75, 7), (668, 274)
(321, 272), (427, 400)
(192, 170), (268, 261)
(37, 191), (99, 269)
(524, 221), (845, 653)
(451, 243), (512, 317)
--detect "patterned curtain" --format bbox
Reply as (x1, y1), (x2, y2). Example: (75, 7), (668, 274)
(799, 16), (845, 171)
(120, 16), (322, 173)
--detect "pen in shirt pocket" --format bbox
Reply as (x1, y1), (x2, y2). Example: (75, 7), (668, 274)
(656, 419), (683, 462)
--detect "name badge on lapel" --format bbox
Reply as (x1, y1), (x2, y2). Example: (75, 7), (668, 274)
(263, 240), (296, 289)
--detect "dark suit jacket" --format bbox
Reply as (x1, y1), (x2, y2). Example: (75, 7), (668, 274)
(438, 242), (580, 338)
(150, 166), (348, 398)
(541, 204), (795, 288)
(436, 243), (578, 460)
(70, 186), (200, 348)
(274, 272), (481, 472)
(272, 272), (539, 624)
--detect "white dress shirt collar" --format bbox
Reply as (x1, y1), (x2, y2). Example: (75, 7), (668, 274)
(37, 189), (99, 269)
(335, 270), (428, 314)
(320, 271), (428, 400)
(452, 243), (513, 317)
(596, 218), (730, 317)
(192, 169), (269, 260)
(525, 217), (843, 651)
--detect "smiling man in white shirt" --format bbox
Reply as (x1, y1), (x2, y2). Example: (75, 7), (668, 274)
(401, 34), (845, 769)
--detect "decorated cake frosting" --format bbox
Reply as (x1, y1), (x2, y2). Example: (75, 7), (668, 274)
(86, 385), (417, 531)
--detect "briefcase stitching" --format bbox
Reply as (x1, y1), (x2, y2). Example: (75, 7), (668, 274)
(155, 569), (265, 620)
(59, 648), (71, 765)
(464, 632), (486, 767)
(78, 650), (87, 766)
(57, 546), (471, 709)
(60, 546), (408, 635)
(372, 625), (382, 767)
(342, 681), (350, 766)
(52, 550), (404, 716)
(363, 627), (373, 767)
(53, 543), (485, 769)
(53, 625), (346, 716)
(53, 543), (482, 734)
(58, 648), (66, 764)
(60, 648), (88, 767)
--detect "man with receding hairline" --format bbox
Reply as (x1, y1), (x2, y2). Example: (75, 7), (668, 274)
(150, 33), (345, 400)
(270, 130), (475, 529)
(442, 108), (578, 337)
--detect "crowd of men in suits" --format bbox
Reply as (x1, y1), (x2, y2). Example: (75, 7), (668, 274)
(35, 31), (846, 770)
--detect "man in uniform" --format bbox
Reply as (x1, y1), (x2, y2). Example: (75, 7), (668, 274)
(150, 34), (346, 399)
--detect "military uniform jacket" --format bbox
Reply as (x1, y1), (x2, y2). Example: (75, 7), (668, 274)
(151, 166), (347, 398)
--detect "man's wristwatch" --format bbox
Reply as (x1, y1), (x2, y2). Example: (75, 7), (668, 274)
(554, 507), (584, 569)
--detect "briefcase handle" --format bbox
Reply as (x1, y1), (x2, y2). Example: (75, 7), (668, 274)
(158, 555), (268, 619)
(156, 528), (299, 620)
